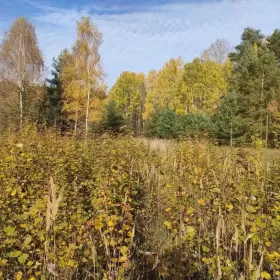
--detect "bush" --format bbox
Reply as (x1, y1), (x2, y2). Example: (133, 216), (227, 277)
(144, 108), (184, 139)
(181, 112), (214, 137)
(1, 128), (280, 279)
(145, 108), (214, 139)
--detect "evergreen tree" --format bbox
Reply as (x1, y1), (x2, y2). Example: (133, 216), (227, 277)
(98, 100), (124, 133)
(229, 28), (280, 145)
(181, 112), (214, 138)
(145, 108), (184, 139)
(213, 91), (244, 145)
(41, 50), (67, 128)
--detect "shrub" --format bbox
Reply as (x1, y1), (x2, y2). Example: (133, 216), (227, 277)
(1, 128), (280, 279)
(144, 108), (184, 139)
(181, 112), (214, 137)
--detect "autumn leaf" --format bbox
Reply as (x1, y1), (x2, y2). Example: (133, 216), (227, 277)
(3, 226), (15, 236)
(261, 271), (271, 279)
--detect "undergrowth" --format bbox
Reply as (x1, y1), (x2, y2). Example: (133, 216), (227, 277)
(0, 128), (280, 279)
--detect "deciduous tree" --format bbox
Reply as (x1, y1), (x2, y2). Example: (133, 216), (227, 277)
(0, 16), (43, 129)
(183, 58), (231, 114)
(74, 16), (105, 140)
(144, 57), (187, 119)
(201, 39), (231, 63)
(110, 71), (145, 134)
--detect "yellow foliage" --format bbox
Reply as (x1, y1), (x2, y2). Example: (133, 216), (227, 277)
(198, 199), (206, 206)
(261, 271), (271, 279)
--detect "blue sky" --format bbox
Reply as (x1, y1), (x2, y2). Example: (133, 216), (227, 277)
(1, 0), (280, 88)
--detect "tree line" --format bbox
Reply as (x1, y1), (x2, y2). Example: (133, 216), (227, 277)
(1, 17), (280, 146)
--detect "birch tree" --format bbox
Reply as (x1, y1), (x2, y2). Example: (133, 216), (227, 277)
(0, 17), (43, 129)
(74, 16), (105, 140)
(60, 50), (84, 134)
(201, 39), (231, 63)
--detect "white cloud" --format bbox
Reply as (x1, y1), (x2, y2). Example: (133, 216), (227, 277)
(2, 0), (280, 87)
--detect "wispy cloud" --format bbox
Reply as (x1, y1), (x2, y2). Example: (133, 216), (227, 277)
(1, 0), (280, 87)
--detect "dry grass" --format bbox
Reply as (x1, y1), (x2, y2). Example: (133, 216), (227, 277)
(137, 138), (175, 157)
(138, 137), (280, 164)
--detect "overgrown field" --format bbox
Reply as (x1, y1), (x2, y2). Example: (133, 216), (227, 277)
(1, 129), (280, 279)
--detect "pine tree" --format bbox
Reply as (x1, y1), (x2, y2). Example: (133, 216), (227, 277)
(41, 50), (68, 128)
(213, 91), (244, 145)
(99, 100), (124, 133)
(229, 28), (280, 145)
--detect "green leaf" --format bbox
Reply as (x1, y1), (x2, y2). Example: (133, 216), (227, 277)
(211, 188), (221, 193)
(18, 253), (28, 264)
(66, 259), (76, 267)
(202, 245), (210, 252)
(246, 205), (257, 213)
(7, 250), (22, 258)
(3, 226), (15, 236)
(34, 216), (43, 226)
(185, 226), (196, 239)
(24, 236), (32, 246)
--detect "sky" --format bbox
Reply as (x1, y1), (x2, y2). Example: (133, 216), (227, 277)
(1, 0), (280, 88)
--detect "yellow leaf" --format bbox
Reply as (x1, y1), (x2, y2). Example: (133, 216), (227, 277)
(124, 225), (130, 230)
(265, 241), (272, 247)
(226, 203), (233, 212)
(261, 271), (271, 279)
(120, 246), (128, 255)
(94, 220), (104, 230)
(0, 258), (7, 266)
(165, 207), (172, 212)
(163, 221), (172, 229)
(110, 215), (119, 221)
(107, 220), (114, 227)
(198, 199), (206, 206)
(119, 256), (127, 262)
(187, 207), (194, 214)
(11, 190), (17, 196)
(67, 259), (76, 267)
(15, 271), (23, 280)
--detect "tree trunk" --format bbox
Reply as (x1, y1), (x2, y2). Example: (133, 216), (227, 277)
(260, 71), (264, 139)
(230, 121), (233, 147)
(265, 110), (269, 148)
(85, 85), (90, 141)
(19, 86), (23, 130)
(74, 110), (78, 136)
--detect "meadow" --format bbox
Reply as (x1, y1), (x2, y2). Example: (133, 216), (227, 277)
(1, 128), (280, 279)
